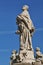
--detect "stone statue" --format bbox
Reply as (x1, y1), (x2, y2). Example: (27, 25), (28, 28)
(10, 5), (43, 65)
(35, 47), (43, 64)
(10, 50), (17, 65)
(36, 47), (43, 59)
(10, 50), (21, 65)
(16, 5), (35, 50)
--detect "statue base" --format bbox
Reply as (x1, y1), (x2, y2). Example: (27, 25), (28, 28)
(10, 49), (43, 65)
(12, 63), (32, 65)
(11, 61), (42, 65)
(19, 49), (35, 63)
(12, 62), (43, 65)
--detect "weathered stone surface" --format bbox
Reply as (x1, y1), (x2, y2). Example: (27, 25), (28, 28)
(13, 63), (32, 65)
(11, 62), (43, 65)
(19, 50), (35, 63)
(35, 60), (41, 65)
(10, 5), (35, 64)
(16, 5), (35, 50)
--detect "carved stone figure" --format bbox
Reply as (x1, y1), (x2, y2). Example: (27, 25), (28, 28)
(16, 5), (35, 50)
(10, 50), (17, 65)
(36, 47), (43, 64)
(36, 47), (43, 59)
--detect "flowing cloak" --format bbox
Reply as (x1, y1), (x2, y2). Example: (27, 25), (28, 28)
(16, 10), (35, 35)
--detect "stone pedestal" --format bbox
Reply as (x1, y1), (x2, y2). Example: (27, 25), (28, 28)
(13, 63), (32, 65)
(19, 50), (35, 63)
(11, 62), (42, 65)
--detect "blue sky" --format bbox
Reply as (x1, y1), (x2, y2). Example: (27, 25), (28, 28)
(0, 0), (43, 65)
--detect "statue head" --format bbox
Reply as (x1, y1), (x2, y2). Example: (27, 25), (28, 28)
(22, 5), (29, 11)
(12, 50), (17, 54)
(36, 47), (40, 51)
